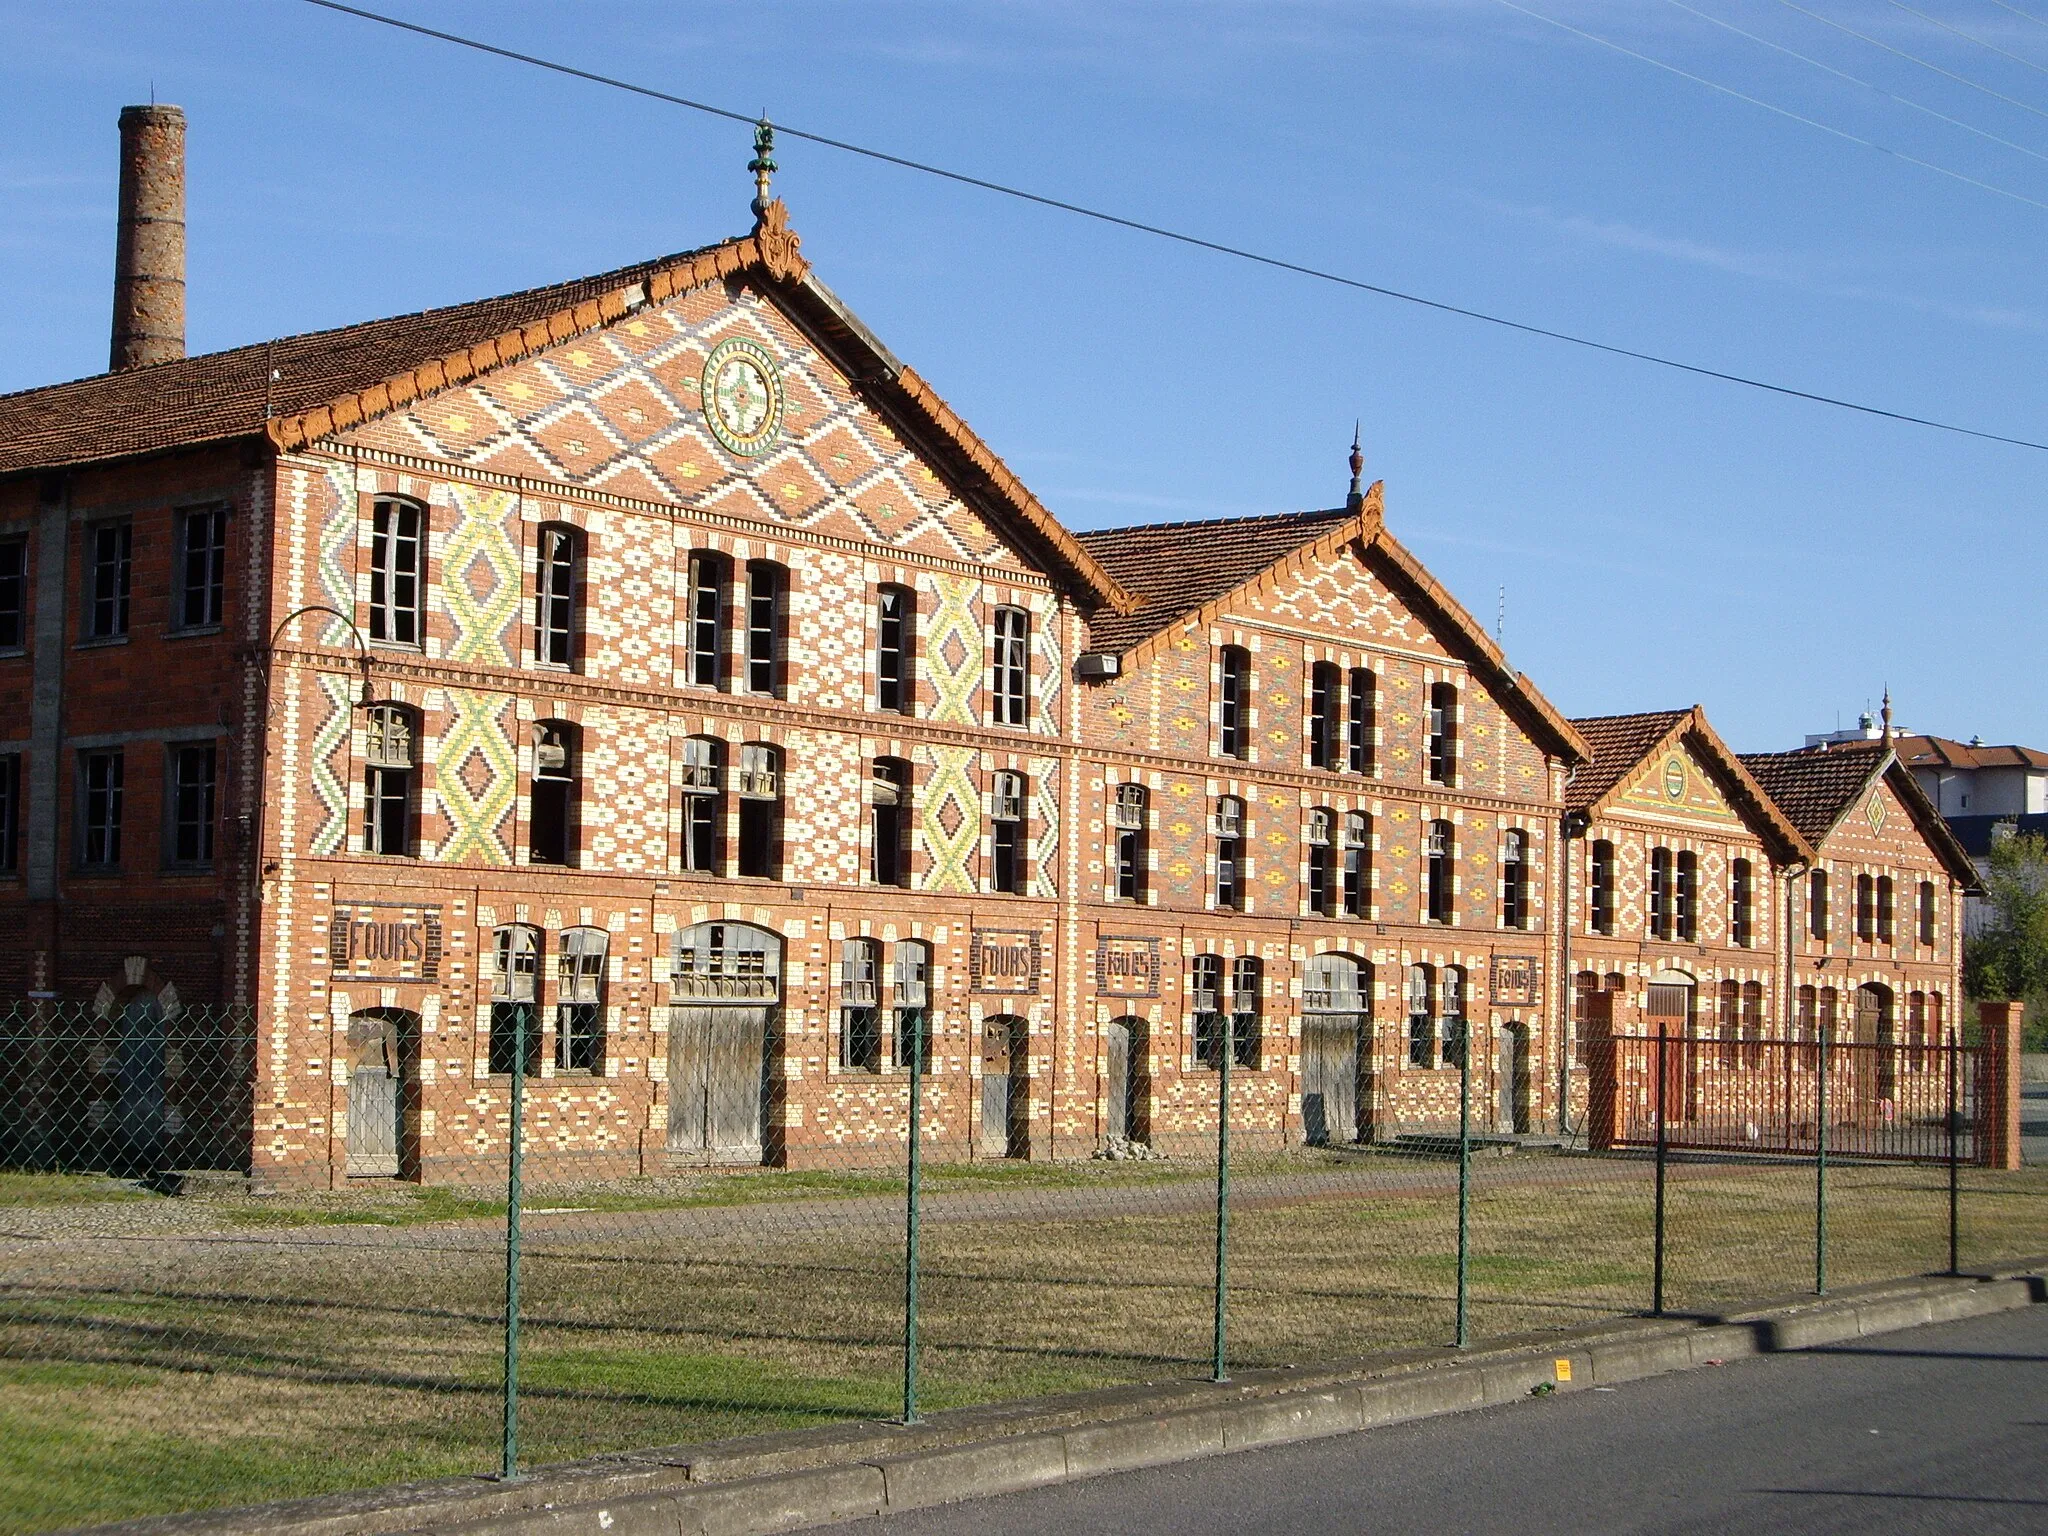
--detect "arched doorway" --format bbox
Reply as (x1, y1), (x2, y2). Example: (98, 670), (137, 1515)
(1104, 1016), (1148, 1146)
(1645, 972), (1696, 1124)
(1498, 1021), (1531, 1134)
(1301, 954), (1368, 1146)
(980, 1015), (1030, 1158)
(1855, 983), (1895, 1116)
(345, 1009), (417, 1178)
(667, 923), (781, 1164)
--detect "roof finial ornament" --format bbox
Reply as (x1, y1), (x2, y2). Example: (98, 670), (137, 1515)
(749, 116), (778, 223)
(1346, 422), (1364, 513)
(1880, 686), (1893, 746)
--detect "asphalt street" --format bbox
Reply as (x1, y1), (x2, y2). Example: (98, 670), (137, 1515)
(820, 1304), (2048, 1536)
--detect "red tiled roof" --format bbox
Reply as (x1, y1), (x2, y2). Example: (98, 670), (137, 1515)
(1738, 747), (1884, 847)
(1564, 710), (1690, 813)
(0, 248), (701, 476)
(1889, 734), (2048, 772)
(1076, 508), (1356, 654)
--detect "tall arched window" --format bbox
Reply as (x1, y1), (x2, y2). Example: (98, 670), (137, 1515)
(529, 721), (578, 867)
(1590, 840), (1616, 935)
(870, 758), (911, 887)
(1876, 875), (1895, 944)
(1306, 808), (1336, 917)
(368, 496), (424, 645)
(1214, 796), (1245, 911)
(679, 736), (724, 875)
(1731, 859), (1754, 948)
(1741, 981), (1764, 1067)
(1406, 964), (1435, 1067)
(990, 770), (1027, 894)
(1426, 682), (1457, 786)
(1855, 873), (1875, 941)
(876, 584), (915, 714)
(1917, 880), (1937, 947)
(1191, 953), (1225, 1067)
(1440, 966), (1467, 1069)
(991, 606), (1030, 727)
(1649, 848), (1673, 939)
(686, 550), (729, 689)
(736, 743), (781, 879)
(1230, 956), (1262, 1070)
(1500, 828), (1528, 930)
(744, 560), (786, 697)
(1347, 668), (1377, 774)
(1308, 662), (1340, 769)
(1342, 811), (1370, 918)
(1112, 783), (1147, 902)
(1425, 820), (1454, 924)
(1810, 868), (1830, 940)
(840, 938), (882, 1071)
(1218, 646), (1251, 759)
(556, 927), (607, 1072)
(1717, 980), (1741, 1068)
(488, 925), (540, 1077)
(1674, 850), (1698, 941)
(893, 940), (932, 1070)
(533, 523), (580, 668)
(363, 704), (418, 856)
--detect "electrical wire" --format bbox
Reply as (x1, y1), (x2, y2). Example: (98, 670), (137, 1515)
(1666, 0), (2048, 166)
(1983, 0), (2048, 32)
(1770, 0), (2048, 125)
(1494, 0), (2048, 213)
(1890, 0), (2048, 77)
(292, 0), (2048, 456)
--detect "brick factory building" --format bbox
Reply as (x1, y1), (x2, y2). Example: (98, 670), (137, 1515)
(0, 111), (1976, 1185)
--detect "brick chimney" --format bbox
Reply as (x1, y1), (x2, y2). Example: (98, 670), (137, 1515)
(110, 103), (186, 372)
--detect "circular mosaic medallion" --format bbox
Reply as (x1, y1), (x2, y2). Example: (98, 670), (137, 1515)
(701, 337), (783, 456)
(1663, 757), (1686, 801)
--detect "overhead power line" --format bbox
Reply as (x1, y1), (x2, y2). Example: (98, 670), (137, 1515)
(1494, 0), (2048, 213)
(1771, 0), (2048, 125)
(294, 0), (2048, 456)
(1983, 0), (2048, 32)
(1890, 0), (2048, 77)
(1665, 0), (2048, 166)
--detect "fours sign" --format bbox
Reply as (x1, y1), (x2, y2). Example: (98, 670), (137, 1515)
(1095, 935), (1162, 998)
(330, 906), (443, 983)
(970, 928), (1042, 995)
(1489, 954), (1541, 1008)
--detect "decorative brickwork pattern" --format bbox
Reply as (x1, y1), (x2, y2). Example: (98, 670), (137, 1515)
(442, 485), (521, 666)
(307, 672), (354, 857)
(435, 689), (517, 866)
(918, 744), (979, 894)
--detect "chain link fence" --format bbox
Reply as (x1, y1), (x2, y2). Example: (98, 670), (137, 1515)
(2, 999), (2041, 1534)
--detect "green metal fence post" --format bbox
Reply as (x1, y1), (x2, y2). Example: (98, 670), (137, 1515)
(1213, 1011), (1230, 1384)
(1946, 1022), (1960, 1277)
(1652, 1020), (1668, 1318)
(1455, 1018), (1470, 1348)
(902, 1007), (924, 1425)
(1815, 1017), (1829, 1297)
(501, 1003), (528, 1482)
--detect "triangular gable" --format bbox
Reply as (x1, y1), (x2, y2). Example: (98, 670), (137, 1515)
(261, 202), (1134, 615)
(1579, 707), (1810, 864)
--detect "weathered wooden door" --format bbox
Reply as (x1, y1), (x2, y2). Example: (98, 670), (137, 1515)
(1105, 1020), (1131, 1142)
(1645, 984), (1693, 1124)
(1498, 1026), (1528, 1134)
(1301, 1014), (1361, 1146)
(981, 1016), (1027, 1157)
(1856, 985), (1893, 1116)
(345, 1010), (408, 1178)
(668, 1006), (770, 1161)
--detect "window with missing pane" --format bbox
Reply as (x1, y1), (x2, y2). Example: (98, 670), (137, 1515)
(167, 741), (216, 867)
(990, 769), (1026, 894)
(368, 498), (423, 645)
(176, 505), (227, 630)
(86, 521), (131, 639)
(877, 584), (914, 714)
(1342, 811), (1370, 918)
(534, 524), (579, 667)
(489, 925), (541, 1077)
(528, 722), (577, 867)
(687, 551), (728, 688)
(1214, 796), (1245, 911)
(1347, 668), (1377, 774)
(736, 743), (780, 878)
(1112, 783), (1147, 902)
(0, 536), (27, 650)
(840, 938), (883, 1071)
(871, 758), (911, 888)
(745, 560), (786, 696)
(556, 927), (608, 1072)
(680, 736), (724, 875)
(1307, 662), (1340, 769)
(1306, 808), (1336, 917)
(991, 606), (1030, 727)
(363, 705), (417, 857)
(1218, 646), (1250, 759)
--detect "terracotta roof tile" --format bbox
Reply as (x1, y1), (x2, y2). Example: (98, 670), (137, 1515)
(1564, 710), (1690, 813)
(1889, 733), (2048, 772)
(0, 246), (718, 477)
(1075, 508), (1356, 654)
(1738, 747), (1885, 847)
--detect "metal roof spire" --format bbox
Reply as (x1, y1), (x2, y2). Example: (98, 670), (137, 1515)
(1881, 686), (1893, 745)
(749, 117), (777, 223)
(1346, 422), (1364, 513)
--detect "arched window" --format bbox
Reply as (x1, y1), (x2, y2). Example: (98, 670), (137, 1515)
(1214, 796), (1245, 911)
(744, 560), (786, 697)
(1440, 966), (1467, 1069)
(1191, 953), (1225, 1067)
(556, 927), (607, 1072)
(1918, 880), (1937, 947)
(1342, 811), (1370, 918)
(1797, 985), (1819, 1069)
(1590, 840), (1616, 935)
(1855, 873), (1875, 941)
(1406, 963), (1435, 1067)
(1649, 848), (1673, 939)
(686, 550), (729, 689)
(533, 523), (580, 668)
(840, 938), (882, 1071)
(1426, 682), (1457, 786)
(488, 925), (540, 1077)
(876, 584), (915, 714)
(1500, 828), (1528, 930)
(1112, 782), (1147, 902)
(1674, 850), (1698, 941)
(679, 736), (724, 875)
(1425, 820), (1454, 925)
(1572, 971), (1600, 1065)
(1731, 859), (1754, 948)
(363, 704), (418, 856)
(1716, 979), (1740, 1068)
(1230, 956), (1262, 1070)
(736, 743), (780, 879)
(1818, 986), (1839, 1045)
(1810, 868), (1830, 941)
(893, 940), (932, 1070)
(990, 770), (1027, 894)
(870, 758), (911, 887)
(368, 496), (424, 645)
(1741, 980), (1764, 1067)
(991, 606), (1030, 727)
(1306, 808), (1336, 917)
(669, 921), (782, 1001)
(1218, 646), (1251, 759)
(1906, 990), (1927, 1071)
(1308, 662), (1340, 769)
(1347, 668), (1377, 774)
(529, 720), (578, 867)
(1876, 875), (1895, 944)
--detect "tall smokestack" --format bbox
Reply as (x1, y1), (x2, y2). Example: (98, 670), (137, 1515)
(110, 103), (186, 372)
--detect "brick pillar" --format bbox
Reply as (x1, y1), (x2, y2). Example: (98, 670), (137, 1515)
(1585, 989), (1621, 1151)
(1979, 1000), (2023, 1172)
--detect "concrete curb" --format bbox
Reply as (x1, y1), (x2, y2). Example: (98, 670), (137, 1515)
(69, 1266), (2047, 1536)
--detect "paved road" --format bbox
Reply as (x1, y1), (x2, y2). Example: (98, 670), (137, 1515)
(819, 1304), (2048, 1536)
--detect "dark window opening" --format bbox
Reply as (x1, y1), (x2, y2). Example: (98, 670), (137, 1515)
(168, 741), (216, 867)
(1440, 967), (1467, 1069)
(1231, 956), (1262, 1069)
(1342, 811), (1370, 918)
(364, 705), (416, 857)
(680, 736), (724, 875)
(1214, 796), (1245, 911)
(1810, 869), (1830, 940)
(1876, 875), (1895, 943)
(841, 939), (882, 1071)
(88, 521), (132, 639)
(1501, 829), (1528, 929)
(992, 606), (1030, 727)
(1306, 808), (1336, 916)
(894, 942), (932, 1070)
(745, 560), (785, 696)
(1425, 820), (1454, 924)
(1918, 881), (1937, 947)
(0, 536), (24, 649)
(1113, 783), (1147, 902)
(556, 928), (607, 1072)
(1856, 873), (1875, 941)
(1426, 682), (1457, 786)
(687, 551), (728, 688)
(1347, 668), (1377, 774)
(534, 524), (579, 667)
(78, 748), (124, 868)
(736, 743), (780, 879)
(368, 498), (422, 645)
(488, 925), (541, 1077)
(871, 757), (910, 887)
(991, 770), (1026, 894)
(177, 505), (228, 630)
(1407, 965), (1435, 1067)
(1590, 840), (1616, 935)
(1219, 646), (1250, 759)
(0, 754), (19, 871)
(529, 722), (576, 866)
(1675, 850), (1698, 941)
(1192, 954), (1225, 1067)
(1649, 848), (1672, 939)
(1731, 859), (1754, 948)
(1308, 662), (1340, 769)
(877, 584), (914, 714)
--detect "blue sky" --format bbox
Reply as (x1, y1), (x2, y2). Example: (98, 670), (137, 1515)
(2, 0), (2042, 751)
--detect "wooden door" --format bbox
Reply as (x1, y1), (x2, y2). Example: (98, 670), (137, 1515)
(981, 1017), (1023, 1157)
(346, 1016), (401, 1178)
(1105, 1020), (1131, 1143)
(1498, 1027), (1527, 1134)
(1301, 1014), (1360, 1146)
(668, 1006), (769, 1161)
(1644, 984), (1692, 1124)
